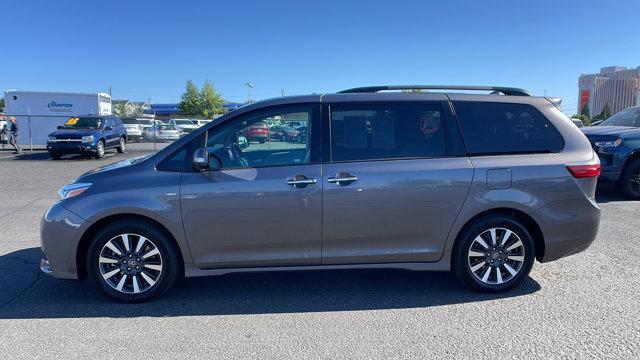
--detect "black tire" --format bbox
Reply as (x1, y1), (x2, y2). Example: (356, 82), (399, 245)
(259, 138), (265, 144)
(95, 140), (105, 159)
(86, 220), (181, 302)
(116, 137), (126, 153)
(49, 151), (62, 160)
(618, 159), (640, 200)
(453, 215), (535, 293)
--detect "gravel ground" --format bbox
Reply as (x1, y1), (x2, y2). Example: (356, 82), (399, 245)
(0, 145), (638, 359)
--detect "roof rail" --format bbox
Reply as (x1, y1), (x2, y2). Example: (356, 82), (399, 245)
(338, 85), (532, 96)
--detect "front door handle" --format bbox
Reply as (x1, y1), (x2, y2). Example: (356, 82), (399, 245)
(327, 172), (358, 186)
(286, 175), (317, 189)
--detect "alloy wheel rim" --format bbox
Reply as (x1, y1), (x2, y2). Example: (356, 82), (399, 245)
(467, 227), (525, 285)
(120, 138), (126, 150)
(98, 233), (163, 294)
(97, 142), (104, 157)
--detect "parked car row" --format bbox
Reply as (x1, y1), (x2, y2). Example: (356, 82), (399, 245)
(241, 121), (308, 144)
(45, 117), (216, 159)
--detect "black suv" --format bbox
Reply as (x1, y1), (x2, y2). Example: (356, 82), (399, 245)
(581, 106), (640, 199)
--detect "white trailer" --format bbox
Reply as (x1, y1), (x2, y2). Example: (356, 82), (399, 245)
(4, 91), (112, 148)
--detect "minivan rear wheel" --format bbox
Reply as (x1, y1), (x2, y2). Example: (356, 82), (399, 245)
(453, 216), (535, 293)
(86, 221), (180, 302)
(618, 159), (640, 200)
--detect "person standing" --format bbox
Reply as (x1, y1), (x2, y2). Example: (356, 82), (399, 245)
(8, 116), (24, 155)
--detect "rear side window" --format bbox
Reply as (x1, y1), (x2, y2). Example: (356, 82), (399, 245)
(330, 103), (446, 162)
(453, 102), (564, 155)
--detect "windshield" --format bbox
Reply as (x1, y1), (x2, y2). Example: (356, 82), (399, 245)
(158, 125), (176, 130)
(62, 117), (103, 129)
(121, 118), (138, 124)
(138, 120), (153, 125)
(175, 120), (195, 125)
(599, 107), (640, 127)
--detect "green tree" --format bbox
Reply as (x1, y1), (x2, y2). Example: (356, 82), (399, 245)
(571, 113), (591, 126)
(602, 103), (612, 119)
(132, 106), (144, 117)
(113, 102), (129, 117)
(0, 97), (5, 111)
(178, 80), (201, 116)
(592, 103), (612, 121)
(200, 80), (227, 118)
(580, 104), (590, 119)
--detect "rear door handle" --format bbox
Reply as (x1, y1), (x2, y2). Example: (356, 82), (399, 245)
(327, 172), (358, 186)
(286, 175), (317, 189)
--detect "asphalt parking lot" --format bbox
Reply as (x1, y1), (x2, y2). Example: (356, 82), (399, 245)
(0, 144), (639, 359)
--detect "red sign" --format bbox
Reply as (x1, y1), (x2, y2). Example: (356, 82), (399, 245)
(580, 90), (590, 111)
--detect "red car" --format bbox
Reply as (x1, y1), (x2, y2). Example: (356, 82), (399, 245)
(242, 122), (269, 143)
(269, 125), (300, 142)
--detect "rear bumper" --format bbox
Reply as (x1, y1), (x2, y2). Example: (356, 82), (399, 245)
(537, 197), (601, 263)
(40, 202), (91, 279)
(246, 135), (268, 141)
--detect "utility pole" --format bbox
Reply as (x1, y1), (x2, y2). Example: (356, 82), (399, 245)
(544, 89), (547, 97)
(245, 82), (254, 103)
(108, 84), (112, 97)
(281, 88), (285, 97)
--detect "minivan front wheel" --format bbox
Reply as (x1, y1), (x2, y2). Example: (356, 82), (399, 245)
(454, 216), (535, 293)
(87, 221), (180, 302)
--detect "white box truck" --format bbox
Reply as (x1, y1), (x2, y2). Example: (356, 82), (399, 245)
(4, 91), (112, 148)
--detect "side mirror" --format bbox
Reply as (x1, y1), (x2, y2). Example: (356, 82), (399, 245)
(237, 132), (249, 149)
(57, 126), (63, 130)
(192, 148), (209, 171)
(104, 126), (113, 131)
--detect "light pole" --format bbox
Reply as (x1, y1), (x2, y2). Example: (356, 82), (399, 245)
(245, 82), (254, 103)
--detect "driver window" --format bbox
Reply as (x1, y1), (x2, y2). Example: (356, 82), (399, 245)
(203, 107), (312, 169)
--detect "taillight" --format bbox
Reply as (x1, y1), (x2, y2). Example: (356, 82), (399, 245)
(566, 164), (601, 178)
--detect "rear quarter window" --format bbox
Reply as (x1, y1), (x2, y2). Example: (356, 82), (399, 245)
(453, 101), (564, 155)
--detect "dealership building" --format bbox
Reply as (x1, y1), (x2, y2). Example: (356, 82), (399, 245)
(578, 66), (640, 117)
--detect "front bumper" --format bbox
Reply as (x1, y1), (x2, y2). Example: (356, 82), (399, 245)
(47, 142), (97, 154)
(591, 143), (633, 182)
(40, 202), (91, 279)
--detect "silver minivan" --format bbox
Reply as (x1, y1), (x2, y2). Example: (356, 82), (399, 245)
(40, 86), (601, 302)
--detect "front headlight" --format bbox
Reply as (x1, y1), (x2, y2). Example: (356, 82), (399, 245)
(47, 135), (56, 141)
(81, 135), (94, 143)
(594, 138), (622, 147)
(58, 183), (92, 200)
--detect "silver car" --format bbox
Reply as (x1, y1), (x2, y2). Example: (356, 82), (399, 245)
(142, 124), (182, 142)
(40, 85), (601, 302)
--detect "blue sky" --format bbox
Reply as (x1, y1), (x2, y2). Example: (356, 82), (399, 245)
(2, 0), (639, 114)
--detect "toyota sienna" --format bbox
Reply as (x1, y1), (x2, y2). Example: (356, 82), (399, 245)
(40, 85), (601, 302)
